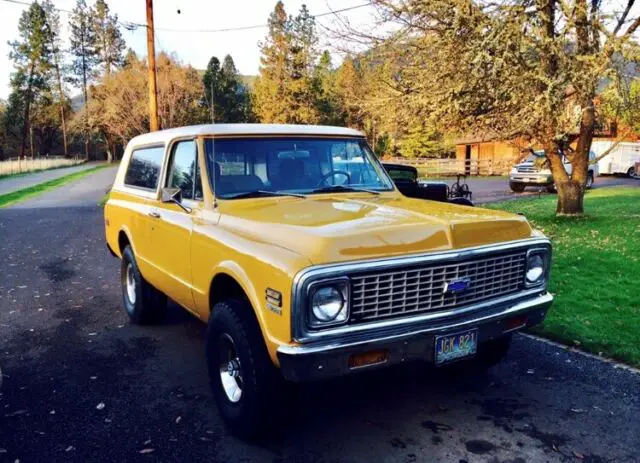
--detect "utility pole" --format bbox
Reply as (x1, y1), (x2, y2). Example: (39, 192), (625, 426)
(146, 0), (159, 131)
(210, 79), (215, 123)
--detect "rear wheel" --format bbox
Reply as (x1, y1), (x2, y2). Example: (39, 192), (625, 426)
(206, 299), (280, 438)
(120, 245), (167, 324)
(509, 182), (525, 193)
(546, 184), (556, 193)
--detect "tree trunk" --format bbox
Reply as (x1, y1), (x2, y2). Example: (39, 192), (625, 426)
(19, 65), (35, 159)
(556, 180), (584, 215)
(53, 54), (68, 156)
(81, 34), (89, 159)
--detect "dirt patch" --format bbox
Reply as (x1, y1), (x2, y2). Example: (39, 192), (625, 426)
(465, 439), (496, 454)
(40, 258), (75, 283)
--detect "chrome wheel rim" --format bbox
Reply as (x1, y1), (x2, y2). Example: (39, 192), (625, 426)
(125, 263), (136, 304)
(218, 334), (243, 403)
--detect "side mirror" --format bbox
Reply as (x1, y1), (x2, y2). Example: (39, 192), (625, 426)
(161, 187), (191, 213)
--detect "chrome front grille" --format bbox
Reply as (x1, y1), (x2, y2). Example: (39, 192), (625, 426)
(517, 165), (537, 173)
(350, 252), (526, 323)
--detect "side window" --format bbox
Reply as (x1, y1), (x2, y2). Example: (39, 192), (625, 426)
(124, 146), (164, 190)
(167, 140), (202, 200)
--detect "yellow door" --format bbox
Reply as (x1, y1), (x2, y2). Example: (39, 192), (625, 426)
(147, 139), (202, 312)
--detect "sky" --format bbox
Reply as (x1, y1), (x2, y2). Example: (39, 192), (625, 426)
(0, 0), (378, 99)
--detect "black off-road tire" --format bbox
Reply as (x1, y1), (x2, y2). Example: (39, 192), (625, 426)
(206, 299), (281, 439)
(509, 182), (526, 193)
(120, 245), (167, 324)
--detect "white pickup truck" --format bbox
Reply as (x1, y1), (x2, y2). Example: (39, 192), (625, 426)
(509, 150), (598, 193)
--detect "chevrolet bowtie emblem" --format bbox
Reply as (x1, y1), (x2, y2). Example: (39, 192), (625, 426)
(443, 278), (471, 294)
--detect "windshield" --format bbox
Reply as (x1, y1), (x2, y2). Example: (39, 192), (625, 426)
(525, 150), (546, 162)
(204, 137), (394, 199)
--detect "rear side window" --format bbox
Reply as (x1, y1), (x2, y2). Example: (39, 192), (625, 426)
(167, 140), (202, 200)
(124, 146), (165, 190)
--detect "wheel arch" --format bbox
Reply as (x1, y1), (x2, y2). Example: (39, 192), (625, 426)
(207, 263), (273, 358)
(117, 227), (136, 257)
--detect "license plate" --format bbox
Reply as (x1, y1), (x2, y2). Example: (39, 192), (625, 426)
(435, 329), (478, 364)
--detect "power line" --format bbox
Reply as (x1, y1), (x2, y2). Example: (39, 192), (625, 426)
(0, 0), (146, 28)
(0, 0), (372, 33)
(152, 2), (373, 33)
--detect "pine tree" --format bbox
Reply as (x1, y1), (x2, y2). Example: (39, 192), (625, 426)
(69, 0), (98, 157)
(335, 58), (364, 128)
(220, 54), (249, 122)
(253, 1), (290, 123)
(288, 4), (320, 123)
(42, 0), (68, 156)
(253, 2), (321, 123)
(92, 0), (125, 76)
(313, 50), (340, 125)
(202, 56), (223, 122)
(7, 2), (54, 158)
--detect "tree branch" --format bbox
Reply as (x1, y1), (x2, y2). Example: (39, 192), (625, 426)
(614, 0), (635, 35)
(591, 128), (633, 163)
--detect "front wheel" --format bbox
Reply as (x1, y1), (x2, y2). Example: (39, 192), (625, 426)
(509, 182), (526, 193)
(206, 299), (280, 438)
(628, 166), (636, 178)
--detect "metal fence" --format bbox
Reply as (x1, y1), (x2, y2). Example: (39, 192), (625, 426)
(0, 157), (86, 176)
(383, 157), (514, 176)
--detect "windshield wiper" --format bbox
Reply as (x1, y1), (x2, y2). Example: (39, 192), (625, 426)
(224, 190), (307, 199)
(311, 185), (381, 195)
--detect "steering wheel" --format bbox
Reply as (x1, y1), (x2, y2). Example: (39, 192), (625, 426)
(316, 170), (351, 187)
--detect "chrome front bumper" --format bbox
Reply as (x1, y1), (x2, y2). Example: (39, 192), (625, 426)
(510, 174), (553, 185)
(277, 291), (552, 381)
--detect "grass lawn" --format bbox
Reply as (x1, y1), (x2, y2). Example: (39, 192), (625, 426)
(99, 191), (110, 206)
(0, 165), (109, 208)
(487, 187), (640, 367)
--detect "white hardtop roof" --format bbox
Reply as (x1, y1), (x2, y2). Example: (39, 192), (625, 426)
(127, 124), (365, 147)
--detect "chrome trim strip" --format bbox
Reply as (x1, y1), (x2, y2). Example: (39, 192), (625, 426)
(280, 292), (553, 355)
(290, 237), (551, 343)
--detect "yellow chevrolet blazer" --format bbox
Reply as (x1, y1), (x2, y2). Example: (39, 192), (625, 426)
(104, 124), (553, 435)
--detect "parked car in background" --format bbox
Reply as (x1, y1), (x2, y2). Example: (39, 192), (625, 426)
(509, 150), (598, 192)
(592, 140), (640, 177)
(105, 124), (553, 436)
(382, 163), (474, 206)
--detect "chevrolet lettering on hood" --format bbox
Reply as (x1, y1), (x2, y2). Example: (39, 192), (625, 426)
(104, 124), (553, 437)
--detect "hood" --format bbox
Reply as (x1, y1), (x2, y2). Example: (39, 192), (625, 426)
(216, 193), (534, 265)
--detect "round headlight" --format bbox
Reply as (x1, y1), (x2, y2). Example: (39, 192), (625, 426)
(526, 254), (545, 284)
(311, 286), (344, 322)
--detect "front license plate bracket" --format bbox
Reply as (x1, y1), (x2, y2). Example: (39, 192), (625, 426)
(435, 328), (478, 365)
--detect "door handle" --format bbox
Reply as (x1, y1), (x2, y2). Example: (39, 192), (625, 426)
(148, 211), (161, 219)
